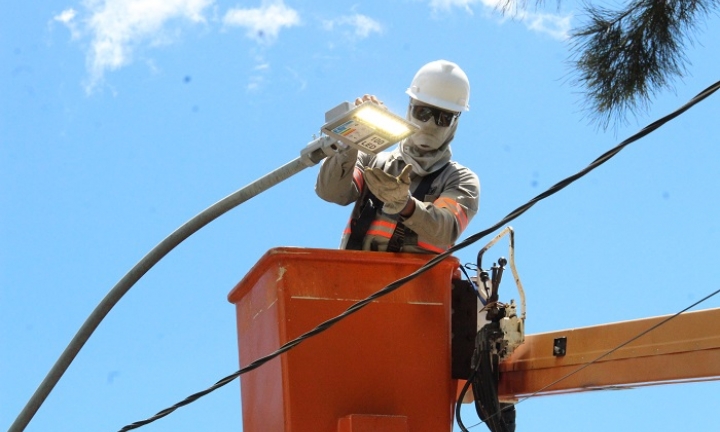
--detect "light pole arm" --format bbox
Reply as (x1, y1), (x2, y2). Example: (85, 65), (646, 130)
(9, 135), (340, 432)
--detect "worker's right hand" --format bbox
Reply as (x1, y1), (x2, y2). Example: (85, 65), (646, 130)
(364, 164), (413, 215)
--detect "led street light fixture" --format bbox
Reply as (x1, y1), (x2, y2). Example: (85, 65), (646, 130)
(321, 102), (419, 154)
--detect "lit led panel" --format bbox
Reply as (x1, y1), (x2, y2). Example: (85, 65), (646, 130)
(321, 102), (419, 154)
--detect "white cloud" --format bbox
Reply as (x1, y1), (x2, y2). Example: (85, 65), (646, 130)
(513, 11), (571, 40)
(285, 66), (307, 91)
(55, 0), (213, 92)
(54, 8), (81, 39)
(55, 8), (78, 22)
(430, 0), (572, 40)
(223, 1), (300, 44)
(247, 74), (264, 91)
(523, 12), (572, 40)
(243, 52), (272, 92)
(430, 0), (475, 14)
(322, 13), (383, 41)
(346, 14), (383, 39)
(85, 0), (212, 84)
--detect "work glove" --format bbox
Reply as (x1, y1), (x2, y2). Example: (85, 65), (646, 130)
(363, 164), (413, 215)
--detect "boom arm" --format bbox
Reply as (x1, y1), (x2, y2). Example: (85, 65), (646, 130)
(496, 307), (720, 399)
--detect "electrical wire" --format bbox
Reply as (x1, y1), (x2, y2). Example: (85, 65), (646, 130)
(461, 286), (720, 431)
(459, 263), (486, 303)
(519, 286), (720, 399)
(118, 80), (720, 431)
(456, 365), (479, 432)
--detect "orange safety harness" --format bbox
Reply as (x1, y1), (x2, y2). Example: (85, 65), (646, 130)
(345, 163), (448, 252)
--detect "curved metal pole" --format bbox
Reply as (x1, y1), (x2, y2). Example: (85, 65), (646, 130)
(476, 226), (526, 320)
(9, 136), (337, 432)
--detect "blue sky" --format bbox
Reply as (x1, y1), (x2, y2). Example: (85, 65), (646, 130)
(3, 1), (720, 431)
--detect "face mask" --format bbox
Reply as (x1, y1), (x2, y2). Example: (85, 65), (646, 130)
(405, 104), (458, 153)
(399, 105), (459, 176)
(406, 119), (456, 152)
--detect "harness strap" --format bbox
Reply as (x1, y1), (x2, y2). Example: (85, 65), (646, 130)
(346, 163), (448, 251)
(386, 164), (447, 252)
(345, 192), (379, 250)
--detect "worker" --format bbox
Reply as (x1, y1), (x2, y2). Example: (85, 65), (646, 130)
(315, 59), (480, 254)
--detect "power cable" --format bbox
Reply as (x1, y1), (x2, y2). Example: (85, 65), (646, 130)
(118, 80), (720, 431)
(456, 361), (481, 432)
(520, 286), (720, 399)
(461, 286), (720, 430)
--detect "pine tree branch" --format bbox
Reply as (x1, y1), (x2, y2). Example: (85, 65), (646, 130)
(570, 0), (716, 129)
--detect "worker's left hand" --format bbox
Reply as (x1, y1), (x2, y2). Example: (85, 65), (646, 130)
(354, 94), (386, 108)
(364, 164), (413, 215)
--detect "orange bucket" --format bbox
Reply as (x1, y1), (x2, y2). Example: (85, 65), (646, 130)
(228, 247), (460, 432)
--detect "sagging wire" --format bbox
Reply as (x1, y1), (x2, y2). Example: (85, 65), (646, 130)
(459, 285), (720, 431)
(520, 286), (720, 397)
(457, 231), (522, 432)
(456, 357), (482, 432)
(119, 248), (462, 430)
(455, 322), (518, 432)
(118, 79), (720, 431)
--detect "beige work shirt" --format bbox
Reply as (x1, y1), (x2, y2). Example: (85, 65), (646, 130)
(316, 148), (480, 253)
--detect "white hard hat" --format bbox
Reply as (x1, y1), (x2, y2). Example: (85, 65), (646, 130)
(406, 60), (470, 112)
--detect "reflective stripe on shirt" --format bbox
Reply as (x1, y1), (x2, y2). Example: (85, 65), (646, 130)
(435, 196), (469, 232)
(366, 219), (397, 238)
(417, 241), (447, 253)
(352, 166), (364, 192)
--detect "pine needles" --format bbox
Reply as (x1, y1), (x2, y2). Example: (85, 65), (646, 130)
(570, 0), (716, 128)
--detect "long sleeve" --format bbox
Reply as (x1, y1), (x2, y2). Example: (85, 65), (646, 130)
(315, 148), (361, 206)
(402, 162), (479, 248)
(316, 147), (479, 254)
